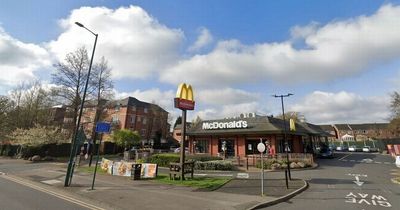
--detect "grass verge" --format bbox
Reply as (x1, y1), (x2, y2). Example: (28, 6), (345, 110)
(153, 174), (230, 191)
(77, 165), (107, 175)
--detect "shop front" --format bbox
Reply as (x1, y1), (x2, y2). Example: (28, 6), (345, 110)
(187, 116), (321, 157)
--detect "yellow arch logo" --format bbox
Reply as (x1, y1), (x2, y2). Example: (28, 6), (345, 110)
(174, 83), (195, 110)
(290, 118), (296, 131)
(176, 83), (194, 101)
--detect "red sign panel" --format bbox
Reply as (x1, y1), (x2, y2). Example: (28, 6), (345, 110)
(174, 98), (195, 110)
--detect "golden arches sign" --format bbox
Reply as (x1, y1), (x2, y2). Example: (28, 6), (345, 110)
(174, 83), (195, 110)
(289, 119), (296, 131)
(176, 83), (194, 101)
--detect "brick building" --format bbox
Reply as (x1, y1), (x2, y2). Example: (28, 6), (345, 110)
(81, 97), (169, 145)
(186, 115), (330, 157)
(318, 123), (396, 141)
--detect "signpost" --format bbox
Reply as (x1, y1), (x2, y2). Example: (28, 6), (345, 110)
(257, 139), (266, 196)
(91, 122), (111, 190)
(174, 83), (195, 181)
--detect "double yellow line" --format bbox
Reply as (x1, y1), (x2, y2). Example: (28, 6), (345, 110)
(0, 174), (106, 210)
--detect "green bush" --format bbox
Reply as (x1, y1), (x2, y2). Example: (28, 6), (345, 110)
(146, 153), (222, 167)
(187, 154), (222, 162)
(194, 160), (234, 171)
(147, 153), (180, 167)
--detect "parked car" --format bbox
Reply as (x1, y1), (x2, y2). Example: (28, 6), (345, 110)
(349, 146), (362, 152)
(336, 145), (348, 151)
(363, 146), (379, 152)
(362, 146), (371, 152)
(318, 147), (334, 158)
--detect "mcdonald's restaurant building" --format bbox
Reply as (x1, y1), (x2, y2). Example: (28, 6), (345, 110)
(186, 115), (330, 157)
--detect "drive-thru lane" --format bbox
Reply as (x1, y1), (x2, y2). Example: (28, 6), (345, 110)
(265, 152), (399, 209)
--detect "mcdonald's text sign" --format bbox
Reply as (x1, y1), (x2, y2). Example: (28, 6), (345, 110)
(174, 83), (195, 110)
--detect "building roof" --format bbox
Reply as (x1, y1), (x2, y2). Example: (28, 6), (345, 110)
(187, 116), (329, 136)
(84, 97), (168, 114)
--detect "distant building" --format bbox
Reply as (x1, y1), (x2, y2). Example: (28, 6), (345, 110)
(172, 123), (192, 143)
(80, 97), (169, 145)
(318, 123), (396, 141)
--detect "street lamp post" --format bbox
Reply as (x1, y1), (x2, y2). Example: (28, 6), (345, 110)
(64, 22), (98, 187)
(273, 93), (293, 181)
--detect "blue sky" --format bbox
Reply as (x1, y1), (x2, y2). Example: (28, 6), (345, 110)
(1, 0), (400, 124)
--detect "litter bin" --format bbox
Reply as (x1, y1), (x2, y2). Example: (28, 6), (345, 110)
(131, 163), (142, 180)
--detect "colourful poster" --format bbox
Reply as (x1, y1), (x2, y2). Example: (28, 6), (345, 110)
(141, 163), (158, 178)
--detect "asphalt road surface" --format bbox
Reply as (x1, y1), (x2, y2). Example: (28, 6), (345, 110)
(0, 175), (91, 210)
(264, 152), (400, 210)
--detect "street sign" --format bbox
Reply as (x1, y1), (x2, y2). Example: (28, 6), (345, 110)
(95, 122), (111, 133)
(257, 143), (266, 153)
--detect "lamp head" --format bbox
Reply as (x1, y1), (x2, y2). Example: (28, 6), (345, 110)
(75, 22), (84, 27)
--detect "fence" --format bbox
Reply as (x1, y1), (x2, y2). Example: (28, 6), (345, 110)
(235, 153), (314, 170)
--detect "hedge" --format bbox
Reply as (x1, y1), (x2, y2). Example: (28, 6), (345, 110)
(194, 160), (234, 171)
(146, 154), (223, 167)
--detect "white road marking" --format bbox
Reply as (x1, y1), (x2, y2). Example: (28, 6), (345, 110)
(0, 172), (5, 175)
(41, 179), (62, 185)
(375, 162), (382, 164)
(384, 162), (391, 164)
(0, 175), (105, 210)
(339, 154), (351, 161)
(350, 160), (356, 162)
(236, 173), (249, 179)
(342, 159), (348, 162)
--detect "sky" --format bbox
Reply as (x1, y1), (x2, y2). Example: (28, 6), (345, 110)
(1, 0), (400, 125)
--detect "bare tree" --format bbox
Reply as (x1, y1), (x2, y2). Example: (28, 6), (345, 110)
(89, 57), (113, 140)
(52, 47), (90, 137)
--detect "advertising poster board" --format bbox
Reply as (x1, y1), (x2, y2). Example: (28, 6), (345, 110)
(141, 163), (158, 178)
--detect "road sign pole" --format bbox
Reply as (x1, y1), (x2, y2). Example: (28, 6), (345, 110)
(261, 150), (264, 196)
(91, 133), (103, 190)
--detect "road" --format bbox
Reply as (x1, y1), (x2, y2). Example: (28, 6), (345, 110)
(264, 152), (399, 209)
(0, 174), (91, 210)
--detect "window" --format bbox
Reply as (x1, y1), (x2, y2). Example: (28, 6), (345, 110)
(141, 129), (146, 136)
(195, 140), (209, 153)
(112, 115), (119, 122)
(143, 118), (147, 125)
(131, 106), (136, 112)
(131, 116), (136, 123)
(144, 108), (148, 113)
(137, 116), (141, 122)
(115, 105), (120, 111)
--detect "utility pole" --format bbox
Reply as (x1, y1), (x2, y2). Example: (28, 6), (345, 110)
(273, 93), (293, 180)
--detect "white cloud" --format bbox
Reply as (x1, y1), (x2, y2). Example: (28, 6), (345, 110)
(161, 4), (400, 87)
(47, 6), (184, 80)
(197, 88), (260, 105)
(290, 91), (390, 124)
(0, 27), (50, 89)
(188, 27), (213, 52)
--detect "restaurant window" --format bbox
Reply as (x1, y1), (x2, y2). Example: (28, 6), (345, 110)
(195, 140), (209, 153)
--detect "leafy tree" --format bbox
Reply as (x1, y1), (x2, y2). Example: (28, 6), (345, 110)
(112, 129), (141, 150)
(7, 81), (54, 129)
(8, 124), (68, 147)
(0, 96), (12, 141)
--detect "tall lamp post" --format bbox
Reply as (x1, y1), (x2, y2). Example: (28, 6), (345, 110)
(64, 22), (98, 187)
(273, 93), (293, 181)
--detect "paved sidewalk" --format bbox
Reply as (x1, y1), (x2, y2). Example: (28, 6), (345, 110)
(1, 159), (307, 210)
